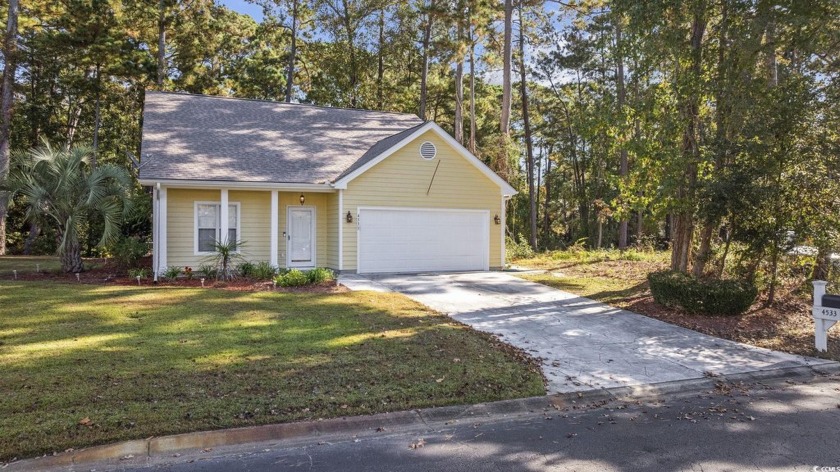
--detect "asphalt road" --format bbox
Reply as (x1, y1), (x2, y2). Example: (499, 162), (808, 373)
(116, 375), (840, 472)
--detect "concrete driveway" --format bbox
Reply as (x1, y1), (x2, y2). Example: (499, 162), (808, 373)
(341, 272), (835, 394)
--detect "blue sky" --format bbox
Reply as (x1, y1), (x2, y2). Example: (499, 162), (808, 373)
(219, 0), (264, 22)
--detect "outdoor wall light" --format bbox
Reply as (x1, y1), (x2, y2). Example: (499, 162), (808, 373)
(346, 211), (354, 223)
(494, 214), (501, 225)
(299, 193), (305, 205)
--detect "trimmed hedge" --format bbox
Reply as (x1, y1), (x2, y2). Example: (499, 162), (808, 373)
(647, 270), (757, 316)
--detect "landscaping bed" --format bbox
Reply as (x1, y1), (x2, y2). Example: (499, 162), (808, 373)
(513, 250), (840, 362)
(0, 280), (545, 462)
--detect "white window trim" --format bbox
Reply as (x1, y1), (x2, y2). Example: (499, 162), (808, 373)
(194, 201), (242, 256)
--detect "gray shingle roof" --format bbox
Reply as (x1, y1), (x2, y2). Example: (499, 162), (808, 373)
(139, 92), (425, 184)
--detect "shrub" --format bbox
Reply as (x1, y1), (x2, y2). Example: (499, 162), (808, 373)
(647, 270), (758, 316)
(108, 236), (149, 270)
(506, 237), (535, 260)
(307, 267), (334, 284)
(237, 261), (256, 278)
(127, 267), (149, 279)
(162, 266), (182, 280)
(198, 264), (218, 279)
(274, 269), (308, 287)
(252, 261), (277, 280)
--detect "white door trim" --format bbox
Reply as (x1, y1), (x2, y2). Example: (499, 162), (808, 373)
(286, 205), (317, 268)
(356, 206), (490, 274)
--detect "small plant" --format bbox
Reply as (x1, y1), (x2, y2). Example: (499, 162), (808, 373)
(162, 266), (182, 280)
(184, 266), (193, 280)
(237, 261), (256, 278)
(252, 261), (277, 280)
(307, 267), (334, 284)
(198, 264), (218, 279)
(506, 237), (535, 260)
(647, 270), (758, 316)
(202, 239), (246, 280)
(128, 267), (149, 279)
(274, 269), (308, 287)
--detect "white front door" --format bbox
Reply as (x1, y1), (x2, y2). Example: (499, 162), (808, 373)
(287, 207), (315, 268)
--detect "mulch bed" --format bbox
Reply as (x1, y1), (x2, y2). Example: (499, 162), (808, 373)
(2, 262), (347, 294)
(618, 289), (838, 362)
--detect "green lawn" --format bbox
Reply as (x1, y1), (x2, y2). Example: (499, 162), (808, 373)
(0, 282), (544, 461)
(513, 249), (669, 305)
(0, 255), (102, 276)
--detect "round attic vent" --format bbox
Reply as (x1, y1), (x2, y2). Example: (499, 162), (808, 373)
(420, 141), (437, 160)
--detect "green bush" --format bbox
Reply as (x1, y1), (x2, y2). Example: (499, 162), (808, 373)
(307, 267), (335, 284)
(197, 264), (218, 279)
(162, 266), (182, 280)
(237, 261), (256, 278)
(251, 261), (277, 280)
(506, 237), (535, 260)
(647, 270), (758, 316)
(274, 269), (308, 287)
(108, 236), (149, 270)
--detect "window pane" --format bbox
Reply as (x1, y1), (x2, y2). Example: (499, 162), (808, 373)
(228, 205), (237, 228)
(197, 204), (217, 229)
(198, 228), (216, 252)
(228, 229), (237, 248)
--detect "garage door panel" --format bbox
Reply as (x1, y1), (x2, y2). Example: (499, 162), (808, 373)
(358, 208), (489, 274)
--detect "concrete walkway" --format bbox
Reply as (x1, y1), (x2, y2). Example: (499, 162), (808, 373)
(352, 272), (835, 394)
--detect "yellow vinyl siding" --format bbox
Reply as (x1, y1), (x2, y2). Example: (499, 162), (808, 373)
(342, 130), (504, 271)
(230, 190), (271, 263)
(165, 189), (330, 270)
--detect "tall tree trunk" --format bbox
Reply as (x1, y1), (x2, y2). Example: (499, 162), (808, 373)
(0, 0), (19, 256)
(518, 3), (536, 250)
(285, 0), (299, 103)
(157, 0), (167, 89)
(61, 238), (84, 273)
(616, 20), (629, 250)
(468, 21), (477, 154)
(454, 22), (464, 144)
(815, 246), (832, 281)
(376, 6), (384, 109)
(419, 0), (435, 120)
(670, 0), (707, 273)
(22, 221), (40, 255)
(500, 0), (513, 135)
(92, 63), (101, 168)
(693, 1), (729, 277)
(542, 150), (553, 241)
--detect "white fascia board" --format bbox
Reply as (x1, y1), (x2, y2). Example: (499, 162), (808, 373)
(137, 179), (336, 193)
(332, 122), (518, 196)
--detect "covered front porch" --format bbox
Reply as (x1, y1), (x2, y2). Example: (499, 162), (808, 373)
(151, 185), (338, 279)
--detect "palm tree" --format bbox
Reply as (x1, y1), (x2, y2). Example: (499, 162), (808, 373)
(4, 142), (133, 272)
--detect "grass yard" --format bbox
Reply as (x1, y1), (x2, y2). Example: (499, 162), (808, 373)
(512, 250), (840, 362)
(0, 255), (103, 276)
(0, 281), (544, 461)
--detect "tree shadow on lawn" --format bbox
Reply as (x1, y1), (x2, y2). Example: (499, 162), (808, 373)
(0, 281), (545, 461)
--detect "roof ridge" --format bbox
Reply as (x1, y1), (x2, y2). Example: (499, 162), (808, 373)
(145, 90), (423, 119)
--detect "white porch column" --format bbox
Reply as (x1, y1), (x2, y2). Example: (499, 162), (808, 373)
(270, 190), (279, 267)
(220, 188), (229, 244)
(338, 189), (344, 271)
(157, 185), (168, 275)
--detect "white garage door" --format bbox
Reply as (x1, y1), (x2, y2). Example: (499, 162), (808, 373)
(358, 208), (490, 274)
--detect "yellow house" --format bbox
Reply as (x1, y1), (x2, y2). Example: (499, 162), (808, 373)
(138, 92), (517, 279)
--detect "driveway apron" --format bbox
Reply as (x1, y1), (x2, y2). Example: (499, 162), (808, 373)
(365, 272), (835, 394)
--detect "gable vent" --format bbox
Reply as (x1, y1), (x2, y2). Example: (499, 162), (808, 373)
(420, 141), (437, 160)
